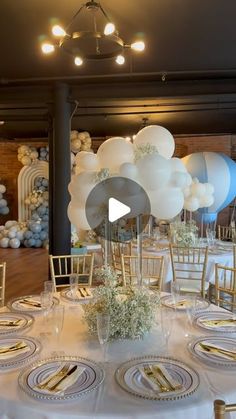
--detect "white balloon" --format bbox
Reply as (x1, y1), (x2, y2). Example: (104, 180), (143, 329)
(149, 188), (184, 219)
(78, 131), (90, 141)
(183, 186), (191, 198)
(0, 238), (9, 248)
(71, 138), (81, 153)
(0, 199), (7, 208)
(70, 130), (79, 141)
(97, 137), (134, 172)
(18, 145), (30, 154)
(5, 220), (17, 229)
(21, 156), (31, 166)
(190, 182), (206, 198)
(8, 230), (16, 239)
(75, 151), (100, 171)
(185, 173), (192, 186)
(9, 238), (21, 248)
(68, 172), (96, 204)
(137, 154), (171, 190)
(204, 183), (214, 195)
(67, 203), (91, 230)
(199, 194), (214, 208)
(0, 185), (6, 194)
(30, 151), (38, 160)
(169, 171), (188, 188)
(170, 157), (187, 173)
(71, 152), (75, 165)
(134, 125), (175, 159)
(119, 162), (139, 180)
(184, 196), (200, 212)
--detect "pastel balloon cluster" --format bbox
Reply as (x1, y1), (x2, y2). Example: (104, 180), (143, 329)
(38, 146), (49, 161)
(0, 184), (9, 215)
(183, 178), (214, 212)
(71, 130), (92, 153)
(22, 220), (48, 248)
(17, 145), (39, 166)
(68, 125), (215, 230)
(0, 220), (27, 248)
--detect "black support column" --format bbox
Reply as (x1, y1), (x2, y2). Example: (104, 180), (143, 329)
(49, 83), (71, 255)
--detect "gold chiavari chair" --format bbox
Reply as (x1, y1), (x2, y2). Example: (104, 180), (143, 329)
(111, 241), (132, 274)
(214, 399), (236, 419)
(0, 262), (6, 307)
(233, 244), (236, 268)
(121, 254), (164, 290)
(169, 244), (209, 298)
(49, 254), (94, 291)
(217, 225), (236, 242)
(214, 263), (236, 311)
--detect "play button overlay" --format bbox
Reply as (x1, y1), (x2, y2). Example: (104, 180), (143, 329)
(85, 177), (151, 242)
(108, 198), (131, 222)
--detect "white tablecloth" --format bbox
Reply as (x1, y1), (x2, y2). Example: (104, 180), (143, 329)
(1, 295), (236, 419)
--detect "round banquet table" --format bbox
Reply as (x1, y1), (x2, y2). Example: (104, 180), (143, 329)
(1, 294), (236, 419)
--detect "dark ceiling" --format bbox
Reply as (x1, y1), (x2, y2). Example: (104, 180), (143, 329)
(1, 0), (236, 138)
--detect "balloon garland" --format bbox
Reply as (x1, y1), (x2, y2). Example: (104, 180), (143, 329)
(0, 183), (9, 215)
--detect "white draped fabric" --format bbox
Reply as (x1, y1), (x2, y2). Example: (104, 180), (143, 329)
(0, 296), (236, 419)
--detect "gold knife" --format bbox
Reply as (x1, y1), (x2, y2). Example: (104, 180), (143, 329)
(199, 343), (236, 360)
(152, 365), (181, 391)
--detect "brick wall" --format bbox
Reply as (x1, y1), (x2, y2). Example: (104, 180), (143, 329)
(0, 134), (235, 225)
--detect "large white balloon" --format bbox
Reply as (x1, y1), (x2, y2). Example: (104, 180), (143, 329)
(75, 151), (100, 172)
(119, 163), (139, 181)
(149, 188), (184, 219)
(68, 172), (96, 204)
(97, 137), (134, 172)
(170, 157), (187, 173)
(169, 171), (188, 188)
(134, 125), (175, 159)
(67, 203), (91, 230)
(137, 154), (171, 190)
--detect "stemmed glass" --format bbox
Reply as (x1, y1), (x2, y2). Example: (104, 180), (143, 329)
(160, 307), (175, 354)
(96, 312), (110, 362)
(69, 274), (79, 300)
(51, 305), (65, 355)
(171, 281), (181, 306)
(184, 294), (197, 339)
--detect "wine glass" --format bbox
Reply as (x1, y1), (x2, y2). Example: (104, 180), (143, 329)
(69, 274), (79, 300)
(171, 281), (181, 306)
(160, 307), (175, 354)
(51, 306), (65, 354)
(96, 312), (110, 362)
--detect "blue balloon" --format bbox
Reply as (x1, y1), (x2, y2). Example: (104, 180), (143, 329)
(28, 238), (36, 247)
(35, 239), (42, 248)
(42, 178), (48, 187)
(40, 231), (48, 240)
(24, 230), (33, 239)
(183, 152), (236, 223)
(30, 223), (42, 234)
(42, 214), (49, 221)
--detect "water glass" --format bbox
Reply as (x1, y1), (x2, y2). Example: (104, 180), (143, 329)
(40, 290), (53, 312)
(50, 306), (65, 355)
(206, 228), (216, 248)
(44, 280), (54, 294)
(160, 307), (175, 353)
(171, 281), (181, 305)
(184, 295), (197, 339)
(69, 274), (79, 299)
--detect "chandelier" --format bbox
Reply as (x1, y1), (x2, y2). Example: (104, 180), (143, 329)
(41, 0), (145, 66)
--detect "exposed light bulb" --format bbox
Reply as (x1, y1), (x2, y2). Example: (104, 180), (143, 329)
(125, 136), (131, 141)
(104, 22), (115, 35)
(131, 41), (145, 52)
(0, 121), (5, 126)
(115, 55), (125, 65)
(41, 43), (55, 54)
(52, 25), (66, 37)
(74, 56), (83, 66)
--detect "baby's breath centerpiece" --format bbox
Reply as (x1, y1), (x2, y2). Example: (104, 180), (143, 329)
(170, 220), (198, 247)
(83, 265), (158, 340)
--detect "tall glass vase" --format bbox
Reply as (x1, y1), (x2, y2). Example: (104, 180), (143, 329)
(136, 215), (143, 286)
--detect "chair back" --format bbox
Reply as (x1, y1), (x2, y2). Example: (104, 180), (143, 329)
(121, 254), (164, 289)
(111, 241), (132, 273)
(218, 225), (235, 241)
(0, 262), (6, 307)
(49, 254), (94, 291)
(215, 263), (236, 311)
(169, 244), (208, 298)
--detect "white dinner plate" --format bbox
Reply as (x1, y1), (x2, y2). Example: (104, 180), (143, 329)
(60, 287), (93, 303)
(0, 312), (34, 335)
(193, 311), (236, 333)
(188, 336), (236, 368)
(161, 295), (210, 311)
(115, 355), (200, 401)
(0, 335), (41, 370)
(18, 356), (105, 401)
(7, 295), (59, 314)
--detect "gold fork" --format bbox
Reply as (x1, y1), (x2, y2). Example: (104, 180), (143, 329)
(37, 364), (71, 390)
(0, 341), (25, 354)
(199, 343), (236, 360)
(143, 365), (170, 392)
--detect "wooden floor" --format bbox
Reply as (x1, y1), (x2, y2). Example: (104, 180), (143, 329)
(0, 248), (48, 303)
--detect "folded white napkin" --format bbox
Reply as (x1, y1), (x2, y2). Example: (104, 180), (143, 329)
(168, 299), (191, 308)
(201, 318), (236, 328)
(0, 341), (30, 359)
(197, 342), (236, 360)
(138, 364), (183, 396)
(18, 298), (42, 310)
(0, 319), (25, 328)
(37, 365), (85, 395)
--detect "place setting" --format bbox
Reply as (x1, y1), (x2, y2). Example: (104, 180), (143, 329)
(0, 312), (34, 335)
(0, 335), (41, 370)
(7, 294), (59, 314)
(60, 274), (93, 303)
(188, 335), (236, 368)
(161, 284), (210, 312)
(18, 356), (105, 401)
(193, 311), (236, 334)
(115, 355), (200, 401)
